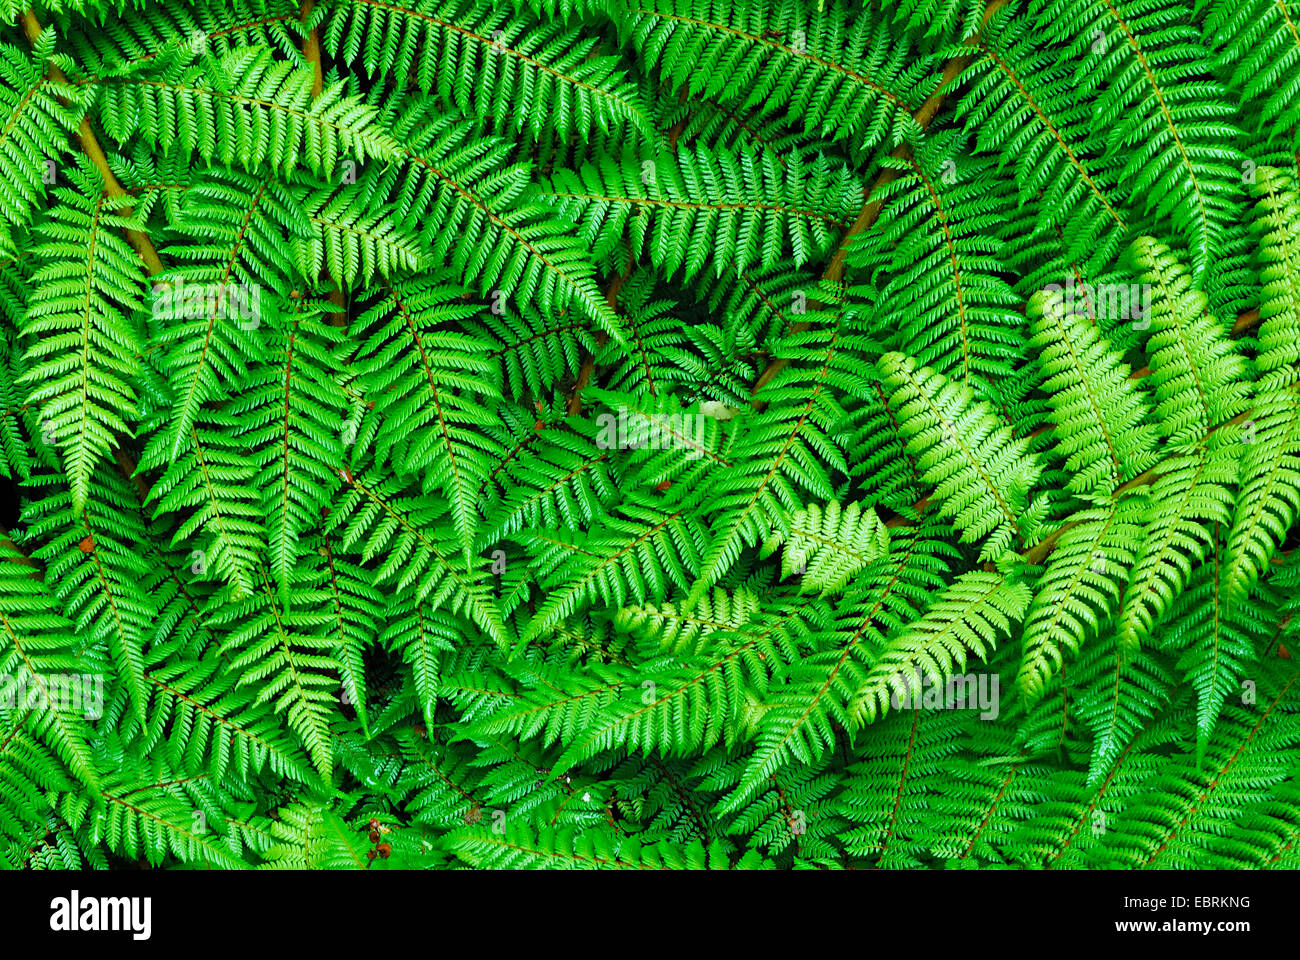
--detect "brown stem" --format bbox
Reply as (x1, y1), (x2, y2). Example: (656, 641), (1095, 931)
(300, 0), (324, 97)
(114, 448), (151, 503)
(1232, 308), (1261, 335)
(22, 9), (164, 276)
(566, 253), (635, 416)
(22, 8), (165, 508)
(298, 1), (348, 327)
(666, 87), (691, 155)
(0, 526), (40, 576)
(749, 0), (1009, 400)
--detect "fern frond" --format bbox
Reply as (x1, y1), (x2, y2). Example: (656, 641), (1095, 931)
(325, 466), (507, 647)
(95, 45), (400, 175)
(1118, 446), (1237, 651)
(543, 145), (859, 283)
(1034, 0), (1245, 280)
(448, 818), (761, 868)
(1018, 498), (1145, 699)
(1028, 287), (1158, 495)
(323, 0), (653, 142)
(1248, 165), (1300, 391)
(350, 274), (503, 561)
(1224, 391), (1300, 605)
(875, 352), (1044, 560)
(619, 0), (928, 160)
(1130, 235), (1252, 447)
(850, 570), (1031, 725)
(759, 500), (889, 595)
(0, 39), (85, 259)
(19, 159), (146, 511)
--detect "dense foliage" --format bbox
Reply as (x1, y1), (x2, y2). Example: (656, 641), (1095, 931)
(1, 0), (1299, 870)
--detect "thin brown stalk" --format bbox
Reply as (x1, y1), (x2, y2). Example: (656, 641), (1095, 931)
(749, 0), (1010, 400)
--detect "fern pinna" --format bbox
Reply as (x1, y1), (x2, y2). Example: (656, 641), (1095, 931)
(0, 0), (1298, 871)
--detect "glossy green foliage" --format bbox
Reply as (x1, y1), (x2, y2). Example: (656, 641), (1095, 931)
(0, 0), (1298, 871)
